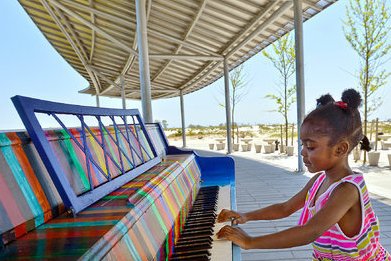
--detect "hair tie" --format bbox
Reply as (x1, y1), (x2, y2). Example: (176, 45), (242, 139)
(335, 101), (348, 109)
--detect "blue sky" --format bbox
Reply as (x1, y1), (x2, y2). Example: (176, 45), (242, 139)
(1, 0), (390, 130)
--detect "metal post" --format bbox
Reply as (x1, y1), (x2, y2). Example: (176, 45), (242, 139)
(96, 94), (100, 107)
(294, 0), (305, 172)
(375, 118), (379, 151)
(223, 58), (232, 154)
(135, 0), (153, 123)
(180, 90), (186, 148)
(280, 125), (283, 153)
(291, 124), (294, 146)
(120, 75), (126, 109)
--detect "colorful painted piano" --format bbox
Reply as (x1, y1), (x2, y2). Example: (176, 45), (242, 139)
(0, 96), (239, 260)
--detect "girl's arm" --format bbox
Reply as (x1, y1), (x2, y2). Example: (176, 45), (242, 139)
(218, 173), (321, 223)
(217, 182), (359, 249)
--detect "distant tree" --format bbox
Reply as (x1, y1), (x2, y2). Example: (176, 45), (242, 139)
(230, 65), (249, 143)
(343, 0), (391, 163)
(161, 120), (168, 129)
(188, 124), (205, 129)
(219, 64), (249, 143)
(262, 33), (296, 148)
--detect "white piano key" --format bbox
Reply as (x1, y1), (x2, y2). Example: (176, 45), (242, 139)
(210, 185), (233, 261)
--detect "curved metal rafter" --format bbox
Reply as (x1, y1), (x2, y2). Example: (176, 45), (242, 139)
(40, 0), (102, 95)
(151, 0), (209, 82)
(181, 0), (285, 92)
(19, 0), (338, 100)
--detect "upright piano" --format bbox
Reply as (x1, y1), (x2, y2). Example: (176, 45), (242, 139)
(0, 96), (240, 260)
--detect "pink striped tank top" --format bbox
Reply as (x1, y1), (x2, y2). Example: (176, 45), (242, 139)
(298, 172), (390, 260)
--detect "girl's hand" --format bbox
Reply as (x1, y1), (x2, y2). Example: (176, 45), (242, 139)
(217, 225), (252, 250)
(217, 209), (248, 224)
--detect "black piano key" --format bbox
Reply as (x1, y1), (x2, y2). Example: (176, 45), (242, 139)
(184, 222), (215, 230)
(173, 242), (212, 252)
(181, 233), (213, 239)
(176, 236), (213, 245)
(169, 253), (210, 260)
(176, 238), (212, 246)
(187, 211), (216, 216)
(169, 186), (220, 261)
(170, 249), (211, 258)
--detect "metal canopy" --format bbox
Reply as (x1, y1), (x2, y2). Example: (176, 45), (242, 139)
(19, 0), (337, 100)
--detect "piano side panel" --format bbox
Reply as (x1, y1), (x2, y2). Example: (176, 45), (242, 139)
(0, 155), (200, 260)
(83, 155), (202, 260)
(0, 131), (65, 246)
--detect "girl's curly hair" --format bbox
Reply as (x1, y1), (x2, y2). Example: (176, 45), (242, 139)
(303, 89), (370, 152)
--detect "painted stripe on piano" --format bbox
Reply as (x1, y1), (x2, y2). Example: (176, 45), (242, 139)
(0, 166), (25, 231)
(0, 133), (43, 227)
(7, 133), (52, 217)
(57, 129), (91, 191)
(16, 131), (64, 216)
(1, 154), (202, 259)
(37, 220), (117, 229)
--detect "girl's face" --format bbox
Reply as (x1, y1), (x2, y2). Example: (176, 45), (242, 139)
(300, 122), (339, 173)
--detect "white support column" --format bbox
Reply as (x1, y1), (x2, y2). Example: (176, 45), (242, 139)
(135, 0), (153, 123)
(223, 58), (232, 154)
(96, 94), (100, 107)
(120, 75), (126, 109)
(180, 90), (186, 148)
(294, 0), (305, 172)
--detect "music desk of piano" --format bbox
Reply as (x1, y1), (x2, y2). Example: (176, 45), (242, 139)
(0, 96), (240, 260)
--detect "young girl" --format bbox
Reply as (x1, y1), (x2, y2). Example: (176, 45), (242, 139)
(217, 89), (390, 260)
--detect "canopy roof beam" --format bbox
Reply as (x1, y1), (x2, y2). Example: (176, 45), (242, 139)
(19, 0), (339, 100)
(303, 0), (322, 11)
(224, 1), (281, 57)
(226, 1), (292, 57)
(181, 0), (288, 92)
(88, 65), (178, 98)
(98, 0), (153, 98)
(47, 0), (138, 56)
(149, 54), (224, 61)
(52, 0), (135, 28)
(87, 65), (121, 90)
(124, 89), (178, 99)
(41, 0), (101, 95)
(88, 0), (95, 62)
(151, 0), (209, 82)
(50, 0), (214, 58)
(148, 30), (222, 57)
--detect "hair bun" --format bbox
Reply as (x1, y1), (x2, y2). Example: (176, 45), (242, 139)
(316, 94), (334, 107)
(359, 135), (372, 152)
(341, 89), (362, 110)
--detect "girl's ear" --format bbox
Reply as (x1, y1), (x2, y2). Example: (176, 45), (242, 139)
(335, 140), (349, 157)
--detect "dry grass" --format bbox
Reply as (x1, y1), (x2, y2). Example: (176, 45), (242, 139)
(166, 120), (391, 143)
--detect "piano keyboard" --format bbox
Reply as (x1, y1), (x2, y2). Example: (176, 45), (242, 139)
(169, 185), (232, 260)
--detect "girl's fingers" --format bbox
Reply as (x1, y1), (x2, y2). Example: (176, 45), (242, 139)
(232, 217), (241, 225)
(217, 225), (251, 249)
(216, 225), (231, 239)
(217, 209), (231, 222)
(217, 209), (241, 223)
